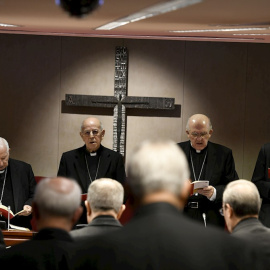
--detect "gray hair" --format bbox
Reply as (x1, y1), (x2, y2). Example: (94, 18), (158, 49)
(127, 140), (190, 198)
(223, 179), (261, 217)
(0, 137), (9, 152)
(34, 177), (82, 219)
(88, 178), (124, 213)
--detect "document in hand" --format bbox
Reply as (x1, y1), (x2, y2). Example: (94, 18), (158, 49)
(190, 180), (209, 195)
(0, 205), (27, 219)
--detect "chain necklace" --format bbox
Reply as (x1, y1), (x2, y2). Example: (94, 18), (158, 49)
(0, 168), (7, 205)
(84, 154), (101, 183)
(190, 150), (207, 181)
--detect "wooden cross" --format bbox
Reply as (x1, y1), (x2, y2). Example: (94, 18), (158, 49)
(63, 47), (179, 157)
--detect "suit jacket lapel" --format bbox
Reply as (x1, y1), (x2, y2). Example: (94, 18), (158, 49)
(9, 159), (20, 212)
(205, 142), (216, 181)
(181, 142), (191, 161)
(74, 147), (89, 192)
(97, 145), (110, 179)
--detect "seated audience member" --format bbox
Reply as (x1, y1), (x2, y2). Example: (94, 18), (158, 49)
(0, 177), (83, 269)
(222, 179), (270, 241)
(72, 140), (258, 270)
(70, 178), (125, 241)
(0, 137), (36, 229)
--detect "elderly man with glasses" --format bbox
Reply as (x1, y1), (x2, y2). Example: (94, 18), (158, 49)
(178, 114), (238, 228)
(58, 117), (126, 224)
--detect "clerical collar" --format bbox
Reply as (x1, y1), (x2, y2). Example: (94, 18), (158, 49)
(84, 145), (102, 156)
(0, 169), (5, 174)
(190, 143), (207, 154)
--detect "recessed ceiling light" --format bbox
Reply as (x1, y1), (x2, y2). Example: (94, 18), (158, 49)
(0, 23), (20, 28)
(96, 0), (202, 30)
(170, 27), (269, 33)
(233, 33), (270, 36)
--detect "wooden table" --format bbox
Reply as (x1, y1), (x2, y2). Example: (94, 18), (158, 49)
(3, 230), (36, 246)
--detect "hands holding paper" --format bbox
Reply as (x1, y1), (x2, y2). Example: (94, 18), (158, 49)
(18, 205), (32, 216)
(197, 185), (214, 199)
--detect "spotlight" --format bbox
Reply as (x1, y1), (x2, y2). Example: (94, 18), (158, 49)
(56, 0), (104, 17)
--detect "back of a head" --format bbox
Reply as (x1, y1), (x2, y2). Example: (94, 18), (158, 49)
(127, 140), (190, 198)
(88, 178), (124, 213)
(223, 179), (260, 217)
(34, 177), (82, 219)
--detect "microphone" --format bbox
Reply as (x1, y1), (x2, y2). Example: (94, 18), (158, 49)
(202, 213), (207, 227)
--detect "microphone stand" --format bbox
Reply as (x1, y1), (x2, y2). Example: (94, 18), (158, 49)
(7, 206), (10, 231)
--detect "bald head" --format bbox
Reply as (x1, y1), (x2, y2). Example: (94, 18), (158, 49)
(34, 177), (82, 219)
(0, 137), (9, 152)
(80, 117), (105, 152)
(186, 114), (212, 131)
(0, 137), (10, 171)
(186, 114), (213, 151)
(81, 117), (103, 132)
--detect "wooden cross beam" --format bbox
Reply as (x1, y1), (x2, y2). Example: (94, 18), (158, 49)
(63, 46), (179, 157)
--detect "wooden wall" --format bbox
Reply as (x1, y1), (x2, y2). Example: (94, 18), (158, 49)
(0, 34), (269, 180)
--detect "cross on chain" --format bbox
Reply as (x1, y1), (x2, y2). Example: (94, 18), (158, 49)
(65, 46), (175, 157)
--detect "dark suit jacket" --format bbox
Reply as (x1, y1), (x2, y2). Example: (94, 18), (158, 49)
(8, 158), (36, 213)
(57, 145), (126, 193)
(0, 228), (76, 270)
(178, 141), (238, 227)
(232, 217), (270, 238)
(72, 202), (257, 270)
(1, 159), (36, 229)
(251, 143), (270, 227)
(70, 215), (122, 241)
(232, 217), (270, 266)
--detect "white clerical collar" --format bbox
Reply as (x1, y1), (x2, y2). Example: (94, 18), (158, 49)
(90, 152), (97, 156)
(0, 169), (5, 174)
(190, 142), (201, 153)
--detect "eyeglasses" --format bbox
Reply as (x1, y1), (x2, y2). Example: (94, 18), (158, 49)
(82, 129), (101, 137)
(189, 132), (209, 139)
(219, 208), (224, 216)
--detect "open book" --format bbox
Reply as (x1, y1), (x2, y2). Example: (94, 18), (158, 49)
(0, 205), (27, 219)
(190, 180), (209, 195)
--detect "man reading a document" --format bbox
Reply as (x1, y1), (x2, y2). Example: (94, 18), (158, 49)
(178, 114), (238, 228)
(0, 137), (36, 229)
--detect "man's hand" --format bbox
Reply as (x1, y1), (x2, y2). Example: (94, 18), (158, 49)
(19, 205), (32, 216)
(197, 185), (214, 199)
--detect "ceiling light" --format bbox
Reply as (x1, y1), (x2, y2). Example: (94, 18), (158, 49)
(0, 23), (20, 28)
(233, 33), (270, 36)
(170, 27), (269, 33)
(96, 0), (202, 30)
